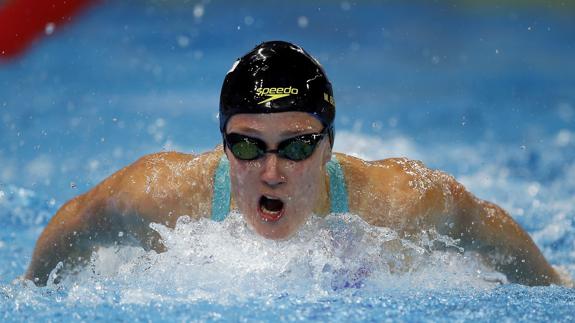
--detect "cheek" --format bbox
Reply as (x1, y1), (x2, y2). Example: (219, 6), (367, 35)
(286, 161), (322, 197)
(229, 160), (261, 200)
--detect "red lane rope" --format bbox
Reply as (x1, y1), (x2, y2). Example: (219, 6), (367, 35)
(0, 0), (99, 61)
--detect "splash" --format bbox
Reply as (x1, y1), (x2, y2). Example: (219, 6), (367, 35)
(47, 212), (504, 305)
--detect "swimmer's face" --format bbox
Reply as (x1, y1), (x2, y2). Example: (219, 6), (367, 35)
(225, 112), (331, 240)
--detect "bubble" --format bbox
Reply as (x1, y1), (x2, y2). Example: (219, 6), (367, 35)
(193, 50), (204, 60)
(88, 160), (100, 172)
(527, 183), (540, 197)
(113, 147), (124, 158)
(555, 129), (572, 147)
(193, 4), (205, 18)
(45, 22), (55, 35)
(244, 16), (254, 26)
(341, 1), (351, 11)
(177, 35), (190, 48)
(155, 118), (166, 128)
(297, 16), (309, 28)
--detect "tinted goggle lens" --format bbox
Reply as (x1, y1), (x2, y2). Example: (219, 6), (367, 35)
(280, 138), (315, 161)
(229, 136), (263, 160)
(225, 131), (325, 161)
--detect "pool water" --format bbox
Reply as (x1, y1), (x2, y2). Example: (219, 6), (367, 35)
(1, 0), (574, 321)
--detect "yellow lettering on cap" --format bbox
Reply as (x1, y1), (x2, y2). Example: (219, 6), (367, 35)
(255, 86), (300, 105)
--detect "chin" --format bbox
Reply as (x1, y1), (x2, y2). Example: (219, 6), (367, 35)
(245, 210), (302, 240)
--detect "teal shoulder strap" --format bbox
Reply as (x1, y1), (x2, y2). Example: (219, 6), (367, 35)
(211, 155), (231, 222)
(210, 154), (349, 220)
(326, 155), (350, 213)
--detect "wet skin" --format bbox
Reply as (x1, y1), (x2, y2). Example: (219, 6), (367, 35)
(25, 112), (568, 287)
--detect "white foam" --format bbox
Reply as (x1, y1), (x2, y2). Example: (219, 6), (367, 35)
(56, 213), (503, 305)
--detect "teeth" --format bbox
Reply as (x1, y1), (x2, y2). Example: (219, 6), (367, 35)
(261, 203), (280, 214)
(259, 195), (284, 216)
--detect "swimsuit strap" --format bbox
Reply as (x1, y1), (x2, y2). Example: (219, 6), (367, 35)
(210, 154), (231, 222)
(210, 154), (350, 221)
(326, 155), (350, 213)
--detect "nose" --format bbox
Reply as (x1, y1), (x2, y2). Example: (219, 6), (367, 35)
(260, 153), (286, 187)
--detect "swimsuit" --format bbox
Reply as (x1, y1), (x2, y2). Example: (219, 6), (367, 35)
(210, 155), (349, 221)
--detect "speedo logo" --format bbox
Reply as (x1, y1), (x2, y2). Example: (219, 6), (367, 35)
(256, 87), (299, 105)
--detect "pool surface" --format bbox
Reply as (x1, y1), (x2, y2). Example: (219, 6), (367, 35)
(1, 0), (574, 321)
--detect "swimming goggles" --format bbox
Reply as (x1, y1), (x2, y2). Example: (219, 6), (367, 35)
(224, 128), (328, 161)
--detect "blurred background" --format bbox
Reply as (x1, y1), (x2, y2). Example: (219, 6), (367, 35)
(0, 0), (573, 215)
(0, 2), (574, 318)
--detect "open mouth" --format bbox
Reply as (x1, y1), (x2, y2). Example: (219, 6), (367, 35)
(258, 195), (285, 222)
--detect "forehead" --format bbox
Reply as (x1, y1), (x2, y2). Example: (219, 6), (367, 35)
(226, 112), (323, 134)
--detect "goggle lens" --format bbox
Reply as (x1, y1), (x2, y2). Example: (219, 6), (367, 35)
(224, 130), (326, 161)
(230, 137), (263, 160)
(279, 138), (315, 161)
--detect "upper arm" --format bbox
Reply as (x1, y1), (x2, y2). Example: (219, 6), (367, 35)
(26, 150), (220, 285)
(342, 155), (561, 285)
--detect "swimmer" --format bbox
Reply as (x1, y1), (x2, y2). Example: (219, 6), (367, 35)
(25, 41), (571, 287)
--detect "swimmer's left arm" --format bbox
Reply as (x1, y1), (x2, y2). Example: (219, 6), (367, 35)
(445, 177), (565, 286)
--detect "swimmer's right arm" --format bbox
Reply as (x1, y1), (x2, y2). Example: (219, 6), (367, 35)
(25, 190), (110, 285)
(24, 161), (163, 286)
(25, 151), (217, 286)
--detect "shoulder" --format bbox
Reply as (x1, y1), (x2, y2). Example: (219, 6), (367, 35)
(335, 153), (459, 230)
(98, 148), (224, 223)
(128, 149), (222, 181)
(336, 153), (446, 191)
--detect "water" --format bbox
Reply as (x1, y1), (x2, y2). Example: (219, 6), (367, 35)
(1, 0), (574, 321)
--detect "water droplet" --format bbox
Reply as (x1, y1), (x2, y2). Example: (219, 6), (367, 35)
(297, 16), (309, 28)
(177, 35), (190, 48)
(244, 16), (254, 26)
(193, 4), (205, 18)
(45, 22), (55, 35)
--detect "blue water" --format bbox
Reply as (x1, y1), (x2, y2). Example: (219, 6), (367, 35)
(1, 0), (574, 321)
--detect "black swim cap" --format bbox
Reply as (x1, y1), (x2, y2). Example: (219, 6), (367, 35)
(219, 41), (335, 146)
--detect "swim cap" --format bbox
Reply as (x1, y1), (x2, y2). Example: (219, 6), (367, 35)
(219, 41), (335, 146)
